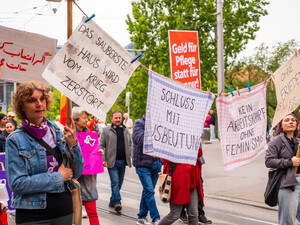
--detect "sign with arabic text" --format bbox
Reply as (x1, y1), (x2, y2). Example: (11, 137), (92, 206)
(42, 18), (140, 121)
(216, 83), (267, 170)
(76, 132), (104, 175)
(272, 53), (300, 128)
(144, 71), (214, 165)
(0, 25), (57, 83)
(168, 30), (201, 89)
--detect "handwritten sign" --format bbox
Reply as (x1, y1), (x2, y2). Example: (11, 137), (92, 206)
(42, 18), (140, 121)
(272, 53), (300, 128)
(216, 83), (267, 170)
(0, 25), (57, 83)
(76, 132), (104, 175)
(0, 154), (13, 210)
(144, 71), (214, 165)
(168, 30), (201, 89)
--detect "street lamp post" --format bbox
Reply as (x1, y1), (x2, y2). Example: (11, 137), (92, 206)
(217, 0), (224, 93)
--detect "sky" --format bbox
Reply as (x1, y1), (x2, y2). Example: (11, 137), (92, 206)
(0, 0), (299, 59)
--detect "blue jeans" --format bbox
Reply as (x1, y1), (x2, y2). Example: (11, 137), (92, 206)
(295, 174), (300, 223)
(278, 188), (298, 225)
(209, 124), (216, 140)
(107, 160), (126, 203)
(136, 160), (162, 222)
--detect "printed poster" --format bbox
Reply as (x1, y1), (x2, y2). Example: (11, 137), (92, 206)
(168, 30), (201, 89)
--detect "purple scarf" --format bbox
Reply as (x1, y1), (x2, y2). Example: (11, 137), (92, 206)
(21, 118), (48, 139)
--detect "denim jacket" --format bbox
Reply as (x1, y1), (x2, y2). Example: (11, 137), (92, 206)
(5, 120), (84, 209)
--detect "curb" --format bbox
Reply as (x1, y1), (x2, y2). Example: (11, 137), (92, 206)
(206, 194), (278, 211)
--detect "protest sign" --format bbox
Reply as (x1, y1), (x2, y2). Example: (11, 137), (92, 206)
(76, 132), (104, 175)
(0, 154), (13, 210)
(168, 30), (201, 89)
(144, 71), (214, 165)
(42, 18), (140, 121)
(0, 25), (57, 83)
(216, 83), (267, 170)
(272, 53), (300, 128)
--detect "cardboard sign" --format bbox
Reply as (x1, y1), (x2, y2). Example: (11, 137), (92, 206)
(144, 71), (214, 165)
(42, 18), (140, 121)
(0, 25), (57, 83)
(272, 53), (300, 128)
(216, 83), (267, 170)
(168, 30), (201, 89)
(76, 132), (104, 175)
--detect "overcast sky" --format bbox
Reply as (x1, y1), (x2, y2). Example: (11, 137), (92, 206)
(0, 0), (299, 58)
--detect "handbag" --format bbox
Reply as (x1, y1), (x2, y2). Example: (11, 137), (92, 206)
(158, 163), (176, 203)
(264, 169), (285, 207)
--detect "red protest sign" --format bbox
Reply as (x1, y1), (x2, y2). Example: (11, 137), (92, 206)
(168, 30), (201, 89)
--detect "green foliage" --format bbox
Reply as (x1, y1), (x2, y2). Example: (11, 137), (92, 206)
(227, 39), (298, 121)
(45, 88), (61, 121)
(120, 0), (268, 121)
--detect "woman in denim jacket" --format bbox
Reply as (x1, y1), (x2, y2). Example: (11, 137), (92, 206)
(5, 81), (84, 225)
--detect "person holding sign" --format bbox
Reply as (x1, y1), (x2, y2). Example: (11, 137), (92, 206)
(132, 115), (162, 225)
(100, 111), (132, 213)
(5, 81), (84, 225)
(72, 107), (101, 225)
(265, 113), (300, 225)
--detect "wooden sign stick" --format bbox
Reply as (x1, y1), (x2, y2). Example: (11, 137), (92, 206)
(294, 145), (300, 175)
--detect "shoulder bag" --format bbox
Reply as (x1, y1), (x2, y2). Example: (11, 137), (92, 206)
(158, 163), (176, 203)
(264, 169), (285, 207)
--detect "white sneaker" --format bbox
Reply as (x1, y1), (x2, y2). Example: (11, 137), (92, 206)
(82, 207), (88, 218)
(137, 218), (151, 225)
(152, 220), (160, 225)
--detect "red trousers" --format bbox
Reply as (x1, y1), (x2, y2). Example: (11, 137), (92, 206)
(83, 201), (100, 225)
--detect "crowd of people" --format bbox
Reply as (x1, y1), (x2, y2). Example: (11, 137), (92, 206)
(1, 80), (300, 225)
(0, 81), (215, 225)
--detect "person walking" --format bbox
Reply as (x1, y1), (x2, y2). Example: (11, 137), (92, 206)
(132, 115), (161, 225)
(158, 147), (204, 225)
(73, 107), (100, 225)
(123, 112), (133, 136)
(5, 81), (84, 225)
(100, 111), (132, 212)
(265, 113), (299, 225)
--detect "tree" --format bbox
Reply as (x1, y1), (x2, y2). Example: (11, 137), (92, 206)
(122, 0), (269, 120)
(225, 39), (298, 123)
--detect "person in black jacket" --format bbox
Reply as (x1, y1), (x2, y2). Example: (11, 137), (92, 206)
(132, 115), (162, 225)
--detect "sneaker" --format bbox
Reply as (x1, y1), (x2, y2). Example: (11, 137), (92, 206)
(108, 201), (115, 208)
(198, 214), (212, 224)
(136, 218), (151, 225)
(179, 212), (188, 224)
(114, 202), (122, 212)
(152, 220), (160, 225)
(82, 207), (88, 218)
